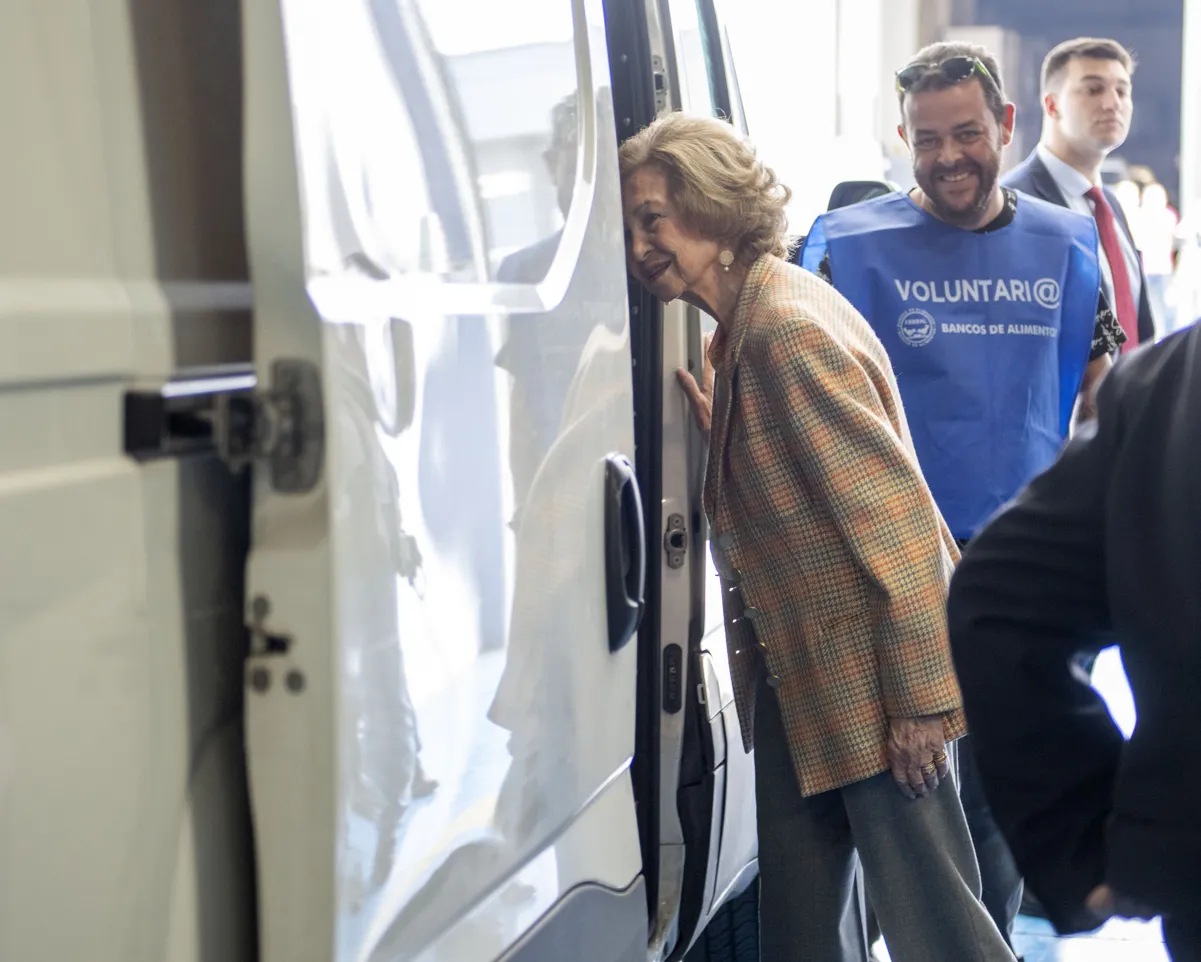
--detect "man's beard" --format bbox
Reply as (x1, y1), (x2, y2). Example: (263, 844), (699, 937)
(916, 156), (1000, 227)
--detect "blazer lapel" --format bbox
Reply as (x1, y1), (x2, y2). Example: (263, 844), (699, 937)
(703, 256), (777, 521)
(1027, 153), (1070, 208)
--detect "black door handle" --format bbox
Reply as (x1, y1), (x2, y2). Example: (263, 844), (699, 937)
(604, 453), (645, 653)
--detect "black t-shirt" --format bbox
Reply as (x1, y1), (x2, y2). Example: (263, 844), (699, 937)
(816, 188), (1125, 362)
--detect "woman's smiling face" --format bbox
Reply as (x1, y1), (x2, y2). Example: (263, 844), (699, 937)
(622, 164), (723, 303)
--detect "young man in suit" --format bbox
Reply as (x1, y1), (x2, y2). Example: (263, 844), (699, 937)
(1003, 37), (1156, 351)
(947, 324), (1201, 959)
(1003, 37), (1145, 787)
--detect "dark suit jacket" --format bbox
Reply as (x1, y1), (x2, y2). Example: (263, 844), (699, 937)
(1003, 150), (1156, 346)
(947, 324), (1201, 933)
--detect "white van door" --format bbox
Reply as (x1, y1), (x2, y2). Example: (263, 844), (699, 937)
(240, 1), (647, 960)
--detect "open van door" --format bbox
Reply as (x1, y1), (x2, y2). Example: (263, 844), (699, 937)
(240, 0), (647, 960)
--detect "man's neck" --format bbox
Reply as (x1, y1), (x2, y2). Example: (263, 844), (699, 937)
(911, 186), (1006, 231)
(1041, 135), (1104, 185)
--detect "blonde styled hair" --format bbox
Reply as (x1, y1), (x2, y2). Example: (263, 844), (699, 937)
(619, 113), (791, 260)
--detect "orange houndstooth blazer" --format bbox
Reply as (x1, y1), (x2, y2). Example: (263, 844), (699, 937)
(705, 254), (966, 797)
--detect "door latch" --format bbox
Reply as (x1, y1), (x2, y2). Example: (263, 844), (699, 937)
(124, 358), (324, 494)
(651, 54), (669, 114)
(664, 512), (687, 569)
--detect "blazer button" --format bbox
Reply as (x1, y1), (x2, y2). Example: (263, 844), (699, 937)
(766, 674), (782, 689)
(742, 607), (761, 622)
(715, 533), (734, 550)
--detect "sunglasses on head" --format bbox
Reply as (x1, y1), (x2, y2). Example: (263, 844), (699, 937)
(895, 55), (996, 94)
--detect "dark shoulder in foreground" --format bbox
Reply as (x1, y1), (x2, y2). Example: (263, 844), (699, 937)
(1102, 323), (1201, 411)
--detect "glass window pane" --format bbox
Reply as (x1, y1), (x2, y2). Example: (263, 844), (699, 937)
(284, 0), (581, 284)
(667, 0), (718, 116)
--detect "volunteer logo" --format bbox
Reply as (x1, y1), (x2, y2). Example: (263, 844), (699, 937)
(1033, 278), (1061, 310)
(892, 277), (1062, 309)
(898, 308), (936, 347)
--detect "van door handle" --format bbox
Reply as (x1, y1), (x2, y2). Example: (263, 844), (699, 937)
(604, 453), (645, 652)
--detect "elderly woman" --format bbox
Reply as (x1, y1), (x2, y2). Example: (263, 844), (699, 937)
(620, 113), (1014, 962)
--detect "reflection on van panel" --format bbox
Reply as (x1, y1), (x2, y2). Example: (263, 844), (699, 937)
(279, 0), (640, 957)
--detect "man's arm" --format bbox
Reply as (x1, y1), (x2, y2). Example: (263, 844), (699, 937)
(1076, 353), (1111, 425)
(817, 251), (833, 285)
(762, 312), (961, 724)
(1075, 292), (1125, 425)
(947, 369), (1127, 934)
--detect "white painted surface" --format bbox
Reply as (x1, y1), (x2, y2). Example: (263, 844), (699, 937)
(243, 0), (643, 959)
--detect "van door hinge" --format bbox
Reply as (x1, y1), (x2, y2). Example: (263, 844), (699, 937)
(124, 358), (324, 494)
(213, 359), (324, 492)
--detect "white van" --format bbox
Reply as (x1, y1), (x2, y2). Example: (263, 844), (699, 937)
(0, 1), (757, 961)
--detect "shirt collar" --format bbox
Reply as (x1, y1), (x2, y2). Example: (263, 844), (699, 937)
(1036, 143), (1098, 201)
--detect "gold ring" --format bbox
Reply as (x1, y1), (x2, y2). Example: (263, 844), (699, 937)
(921, 764), (937, 776)
(932, 751), (948, 763)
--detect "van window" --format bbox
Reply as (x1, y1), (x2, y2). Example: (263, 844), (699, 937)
(284, 0), (582, 283)
(425, 0), (582, 280)
(717, 19), (747, 133)
(667, 0), (719, 117)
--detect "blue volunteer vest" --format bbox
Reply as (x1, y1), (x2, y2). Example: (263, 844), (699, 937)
(801, 192), (1100, 540)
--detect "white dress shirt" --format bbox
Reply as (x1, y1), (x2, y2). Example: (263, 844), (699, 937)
(1036, 144), (1143, 318)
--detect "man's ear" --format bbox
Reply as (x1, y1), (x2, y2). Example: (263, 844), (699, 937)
(1043, 89), (1059, 121)
(1000, 102), (1016, 146)
(898, 123), (909, 147)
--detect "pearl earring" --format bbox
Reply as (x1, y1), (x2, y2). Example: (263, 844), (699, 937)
(719, 249), (735, 271)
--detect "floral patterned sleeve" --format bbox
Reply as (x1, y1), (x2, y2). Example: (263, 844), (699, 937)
(1091, 291), (1127, 361)
(817, 252), (834, 285)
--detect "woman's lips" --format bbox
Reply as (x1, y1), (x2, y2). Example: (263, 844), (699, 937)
(644, 260), (670, 283)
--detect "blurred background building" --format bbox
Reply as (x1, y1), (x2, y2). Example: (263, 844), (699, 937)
(953, 0), (1184, 201)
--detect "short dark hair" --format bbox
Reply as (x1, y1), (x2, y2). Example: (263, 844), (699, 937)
(1042, 38), (1136, 92)
(898, 41), (1007, 123)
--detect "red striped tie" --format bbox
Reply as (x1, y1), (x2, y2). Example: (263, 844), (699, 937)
(1086, 186), (1139, 353)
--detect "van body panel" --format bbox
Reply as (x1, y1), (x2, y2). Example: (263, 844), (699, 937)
(0, 3), (253, 961)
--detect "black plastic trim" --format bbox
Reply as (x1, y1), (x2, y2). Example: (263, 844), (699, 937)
(603, 0), (664, 921)
(668, 648), (718, 960)
(605, 453), (648, 653)
(123, 364), (257, 462)
(663, 643), (684, 714)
